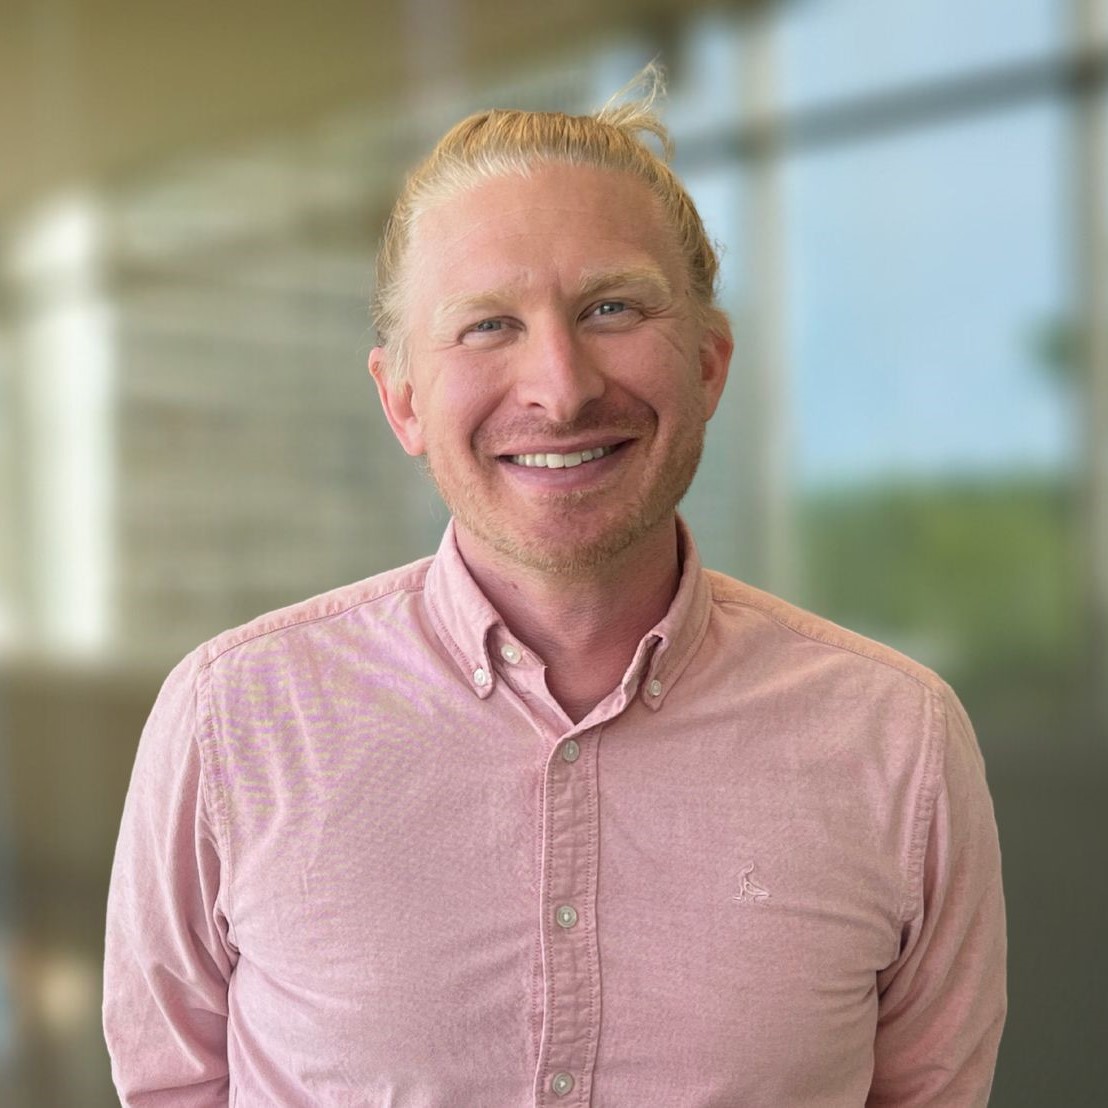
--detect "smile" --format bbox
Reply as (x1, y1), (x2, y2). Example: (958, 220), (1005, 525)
(506, 445), (616, 469)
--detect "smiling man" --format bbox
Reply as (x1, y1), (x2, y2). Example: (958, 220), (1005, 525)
(104, 72), (1006, 1106)
(373, 158), (730, 720)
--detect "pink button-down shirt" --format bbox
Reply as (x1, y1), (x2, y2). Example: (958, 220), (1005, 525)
(104, 521), (1005, 1106)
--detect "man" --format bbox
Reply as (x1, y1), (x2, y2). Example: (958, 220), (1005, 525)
(104, 73), (1006, 1105)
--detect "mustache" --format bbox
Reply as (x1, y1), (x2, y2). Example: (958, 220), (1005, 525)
(474, 407), (652, 451)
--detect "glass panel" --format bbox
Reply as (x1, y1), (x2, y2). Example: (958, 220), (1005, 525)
(779, 0), (1063, 113)
(783, 101), (1079, 753)
(786, 104), (1071, 485)
(681, 162), (756, 578)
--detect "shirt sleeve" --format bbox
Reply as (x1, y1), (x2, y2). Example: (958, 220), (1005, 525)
(868, 684), (1007, 1106)
(103, 648), (237, 1106)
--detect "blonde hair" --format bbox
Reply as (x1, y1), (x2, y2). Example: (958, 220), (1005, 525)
(372, 64), (724, 383)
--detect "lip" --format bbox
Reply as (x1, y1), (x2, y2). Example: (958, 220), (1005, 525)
(494, 442), (628, 487)
(496, 437), (631, 459)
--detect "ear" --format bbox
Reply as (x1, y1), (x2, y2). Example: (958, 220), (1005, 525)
(697, 319), (733, 421)
(369, 347), (426, 456)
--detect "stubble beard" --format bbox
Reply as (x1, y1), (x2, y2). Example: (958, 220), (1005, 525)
(425, 410), (707, 579)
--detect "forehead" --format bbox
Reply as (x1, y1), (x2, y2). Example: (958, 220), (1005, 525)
(405, 163), (684, 306)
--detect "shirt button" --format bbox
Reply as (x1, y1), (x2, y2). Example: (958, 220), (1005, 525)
(500, 642), (521, 664)
(551, 1072), (575, 1097)
(473, 667), (488, 687)
(647, 678), (663, 697)
(561, 739), (580, 763)
(555, 904), (578, 929)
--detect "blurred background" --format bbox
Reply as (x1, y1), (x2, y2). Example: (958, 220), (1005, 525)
(1, 0), (1105, 1103)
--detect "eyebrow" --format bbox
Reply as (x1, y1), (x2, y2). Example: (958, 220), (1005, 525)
(431, 265), (673, 334)
(576, 265), (673, 302)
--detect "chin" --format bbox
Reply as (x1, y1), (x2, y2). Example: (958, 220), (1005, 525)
(475, 508), (671, 578)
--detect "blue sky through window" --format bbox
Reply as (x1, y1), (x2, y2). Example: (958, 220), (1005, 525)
(784, 100), (1073, 486)
(779, 0), (1063, 113)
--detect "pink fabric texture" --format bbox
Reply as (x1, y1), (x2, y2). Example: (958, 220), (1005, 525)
(103, 521), (1006, 1105)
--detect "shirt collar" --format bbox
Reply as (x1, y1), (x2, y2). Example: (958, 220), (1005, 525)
(423, 520), (503, 700)
(633, 516), (712, 711)
(423, 517), (712, 708)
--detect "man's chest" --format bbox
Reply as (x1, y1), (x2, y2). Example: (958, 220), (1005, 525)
(217, 691), (910, 1106)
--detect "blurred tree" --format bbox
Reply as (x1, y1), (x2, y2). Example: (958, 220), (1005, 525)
(800, 477), (1083, 752)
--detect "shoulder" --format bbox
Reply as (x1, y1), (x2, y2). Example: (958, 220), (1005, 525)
(698, 568), (962, 799)
(703, 568), (949, 699)
(699, 571), (985, 922)
(195, 555), (435, 672)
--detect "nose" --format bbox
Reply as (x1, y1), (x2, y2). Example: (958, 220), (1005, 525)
(513, 319), (605, 423)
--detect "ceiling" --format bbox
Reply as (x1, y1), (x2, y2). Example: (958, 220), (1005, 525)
(0, 0), (755, 218)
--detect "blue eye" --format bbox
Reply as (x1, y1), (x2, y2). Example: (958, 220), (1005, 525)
(472, 319), (503, 332)
(595, 301), (626, 316)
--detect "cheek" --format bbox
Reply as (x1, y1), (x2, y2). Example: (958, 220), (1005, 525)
(610, 357), (694, 417)
(602, 329), (696, 384)
(423, 366), (506, 444)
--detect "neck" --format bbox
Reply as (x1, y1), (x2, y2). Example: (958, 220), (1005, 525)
(455, 518), (682, 724)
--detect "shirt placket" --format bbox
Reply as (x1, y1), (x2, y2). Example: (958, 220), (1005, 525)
(533, 726), (601, 1107)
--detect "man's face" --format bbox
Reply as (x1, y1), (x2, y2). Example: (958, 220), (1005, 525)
(373, 162), (731, 577)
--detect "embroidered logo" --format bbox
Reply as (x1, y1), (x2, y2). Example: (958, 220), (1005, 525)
(732, 862), (770, 904)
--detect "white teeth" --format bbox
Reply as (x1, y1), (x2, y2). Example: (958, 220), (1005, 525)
(508, 446), (615, 468)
